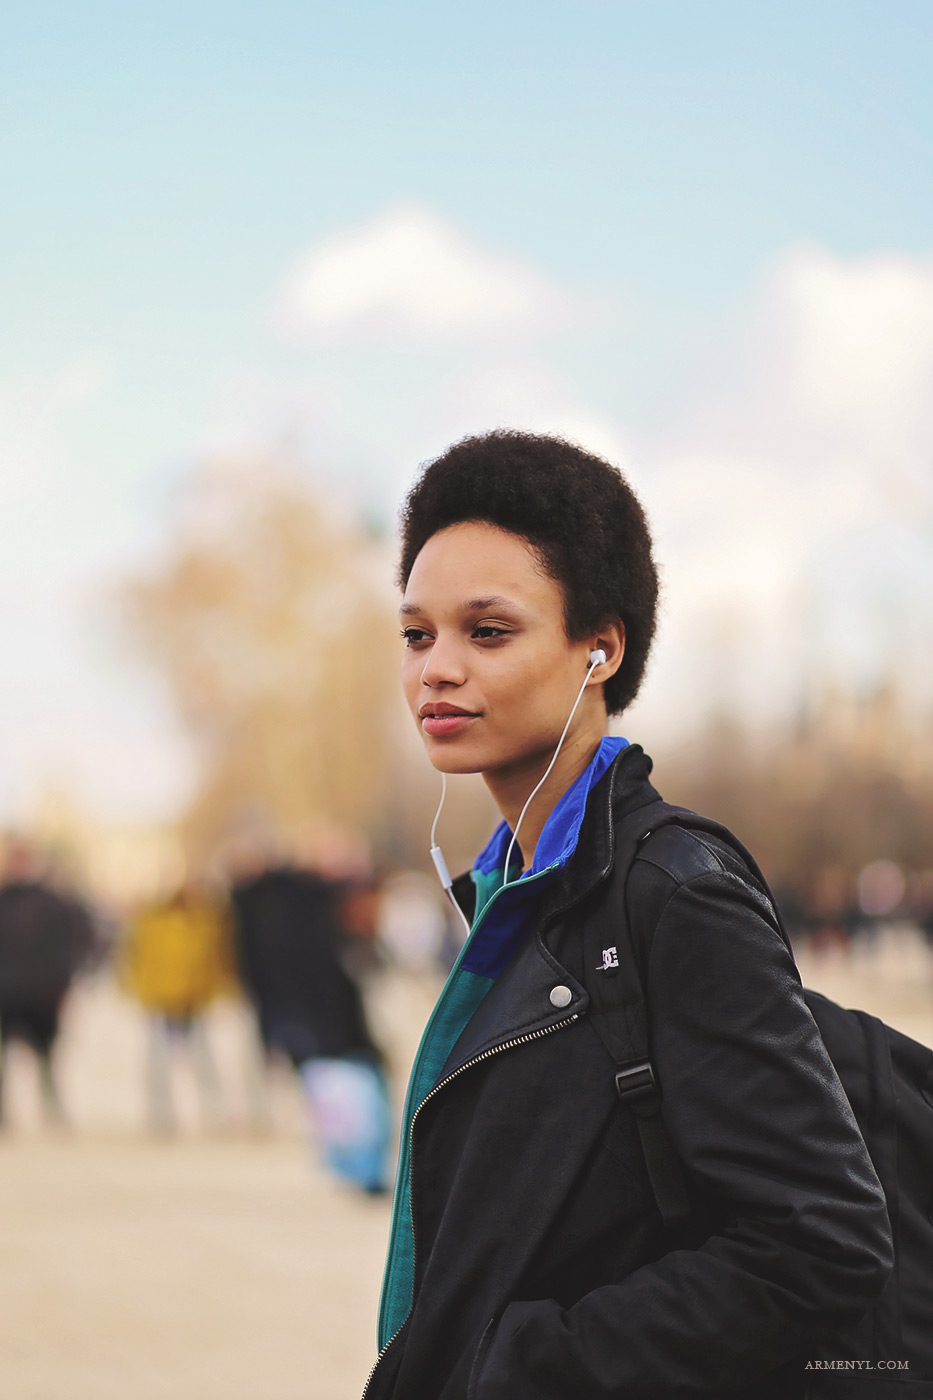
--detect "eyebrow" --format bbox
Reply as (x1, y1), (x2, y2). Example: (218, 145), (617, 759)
(398, 595), (521, 618)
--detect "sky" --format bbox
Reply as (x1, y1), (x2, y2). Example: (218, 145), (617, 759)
(2, 1), (932, 820)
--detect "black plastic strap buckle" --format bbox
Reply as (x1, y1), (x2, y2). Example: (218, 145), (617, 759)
(614, 1060), (658, 1107)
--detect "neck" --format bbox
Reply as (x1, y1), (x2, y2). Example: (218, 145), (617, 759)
(484, 719), (608, 874)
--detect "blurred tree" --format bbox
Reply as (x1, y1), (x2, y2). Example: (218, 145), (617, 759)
(124, 459), (401, 868)
(662, 684), (933, 893)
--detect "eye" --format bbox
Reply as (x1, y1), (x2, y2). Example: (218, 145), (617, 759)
(472, 624), (509, 641)
(400, 627), (432, 647)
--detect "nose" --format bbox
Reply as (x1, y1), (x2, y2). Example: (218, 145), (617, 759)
(419, 634), (467, 689)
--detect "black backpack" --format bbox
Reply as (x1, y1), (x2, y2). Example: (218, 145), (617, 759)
(583, 801), (933, 1397)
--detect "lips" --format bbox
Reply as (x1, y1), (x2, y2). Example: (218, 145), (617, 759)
(419, 702), (479, 737)
(419, 703), (477, 719)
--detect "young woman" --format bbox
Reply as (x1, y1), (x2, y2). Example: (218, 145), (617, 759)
(365, 431), (891, 1400)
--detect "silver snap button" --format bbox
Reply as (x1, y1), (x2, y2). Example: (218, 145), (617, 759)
(549, 985), (573, 1009)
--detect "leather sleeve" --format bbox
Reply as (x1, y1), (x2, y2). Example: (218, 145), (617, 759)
(472, 852), (894, 1399)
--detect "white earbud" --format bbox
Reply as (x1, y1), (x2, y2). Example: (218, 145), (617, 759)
(590, 648), (607, 666)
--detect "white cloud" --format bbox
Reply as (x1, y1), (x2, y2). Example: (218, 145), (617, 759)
(630, 245), (933, 734)
(681, 246), (933, 480)
(276, 205), (583, 344)
(776, 247), (933, 449)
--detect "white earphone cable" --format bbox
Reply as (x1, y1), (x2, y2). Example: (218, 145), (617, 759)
(430, 771), (447, 851)
(501, 656), (598, 891)
(429, 772), (471, 936)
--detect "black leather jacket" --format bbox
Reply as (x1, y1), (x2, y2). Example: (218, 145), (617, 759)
(365, 745), (893, 1400)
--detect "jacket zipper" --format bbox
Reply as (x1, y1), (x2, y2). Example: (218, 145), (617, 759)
(407, 1011), (582, 1302)
(363, 1010), (580, 1400)
(360, 1323), (404, 1400)
(375, 862), (559, 1346)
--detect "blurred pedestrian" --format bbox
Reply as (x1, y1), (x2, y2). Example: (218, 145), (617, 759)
(231, 861), (391, 1194)
(122, 882), (231, 1133)
(0, 836), (93, 1127)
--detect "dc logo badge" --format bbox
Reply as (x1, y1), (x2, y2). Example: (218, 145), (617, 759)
(598, 946), (619, 971)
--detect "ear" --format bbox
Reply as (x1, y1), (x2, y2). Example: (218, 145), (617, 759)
(591, 621), (625, 680)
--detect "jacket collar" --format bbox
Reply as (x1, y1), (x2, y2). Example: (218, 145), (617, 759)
(450, 743), (661, 926)
(539, 741), (662, 915)
(443, 744), (662, 1077)
(472, 736), (629, 880)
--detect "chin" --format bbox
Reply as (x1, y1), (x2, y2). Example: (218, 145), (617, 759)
(424, 747), (488, 776)
(421, 735), (496, 776)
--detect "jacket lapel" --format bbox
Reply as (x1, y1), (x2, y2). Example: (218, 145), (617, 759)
(441, 929), (588, 1078)
(441, 745), (663, 1080)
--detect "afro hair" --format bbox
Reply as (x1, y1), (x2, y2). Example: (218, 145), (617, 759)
(398, 430), (659, 715)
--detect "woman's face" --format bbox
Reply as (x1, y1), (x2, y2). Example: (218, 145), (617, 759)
(399, 521), (606, 777)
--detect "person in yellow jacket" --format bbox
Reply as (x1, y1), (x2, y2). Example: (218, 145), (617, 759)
(123, 883), (233, 1133)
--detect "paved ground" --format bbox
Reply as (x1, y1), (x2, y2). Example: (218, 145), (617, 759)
(0, 1137), (388, 1400)
(0, 969), (441, 1400)
(0, 931), (930, 1399)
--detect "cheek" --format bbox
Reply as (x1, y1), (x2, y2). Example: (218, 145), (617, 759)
(399, 653), (422, 708)
(485, 653), (561, 726)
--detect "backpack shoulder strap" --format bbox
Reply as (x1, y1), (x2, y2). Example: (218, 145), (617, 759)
(583, 798), (791, 1229)
(583, 801), (694, 1228)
